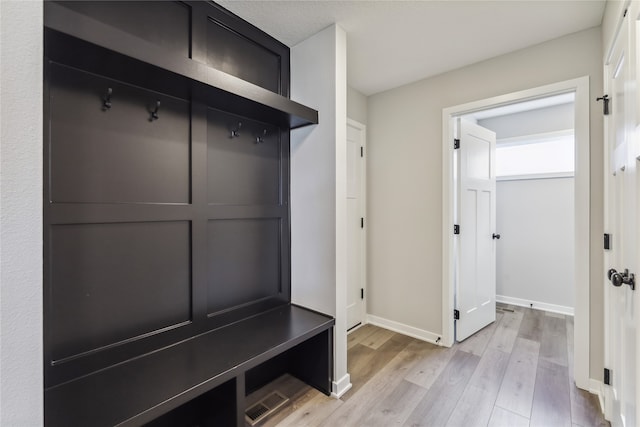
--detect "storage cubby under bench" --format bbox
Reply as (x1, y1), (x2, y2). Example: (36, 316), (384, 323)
(43, 2), (330, 426)
(47, 305), (333, 426)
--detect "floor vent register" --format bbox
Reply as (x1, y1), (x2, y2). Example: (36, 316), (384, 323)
(245, 391), (289, 425)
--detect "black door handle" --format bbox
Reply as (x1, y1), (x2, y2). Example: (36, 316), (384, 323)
(492, 233), (501, 240)
(608, 268), (636, 290)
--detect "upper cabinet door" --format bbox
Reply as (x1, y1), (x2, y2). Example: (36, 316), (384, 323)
(59, 1), (191, 58)
(198, 2), (290, 96)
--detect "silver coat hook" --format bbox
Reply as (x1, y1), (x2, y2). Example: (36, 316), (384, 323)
(102, 88), (112, 111)
(230, 122), (242, 138)
(149, 100), (160, 121)
(256, 129), (267, 144)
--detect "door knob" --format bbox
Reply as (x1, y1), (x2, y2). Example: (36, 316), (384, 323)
(492, 233), (501, 240)
(608, 268), (636, 290)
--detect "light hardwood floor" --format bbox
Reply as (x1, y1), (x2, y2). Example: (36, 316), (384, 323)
(246, 305), (609, 427)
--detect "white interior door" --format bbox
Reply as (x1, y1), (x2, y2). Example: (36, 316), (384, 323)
(346, 120), (366, 330)
(603, 11), (637, 427)
(455, 118), (497, 341)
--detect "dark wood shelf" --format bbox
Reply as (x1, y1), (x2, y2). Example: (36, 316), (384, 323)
(44, 1), (318, 129)
(45, 304), (334, 427)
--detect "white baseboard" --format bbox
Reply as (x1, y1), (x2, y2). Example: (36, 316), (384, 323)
(589, 379), (605, 415)
(496, 295), (574, 316)
(331, 373), (352, 399)
(366, 314), (444, 346)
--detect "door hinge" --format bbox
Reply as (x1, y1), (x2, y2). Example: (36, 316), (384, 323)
(360, 146), (364, 157)
(596, 95), (610, 115)
(454, 139), (460, 149)
(361, 218), (364, 229)
(604, 368), (611, 385)
(454, 224), (460, 235)
(623, 8), (628, 17)
(604, 233), (611, 250)
(361, 288), (364, 300)
(454, 309), (460, 320)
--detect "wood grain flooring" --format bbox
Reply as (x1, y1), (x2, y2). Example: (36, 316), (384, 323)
(245, 305), (609, 427)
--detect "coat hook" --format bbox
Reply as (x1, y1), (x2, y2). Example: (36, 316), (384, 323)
(256, 129), (267, 144)
(102, 88), (112, 111)
(149, 100), (160, 121)
(230, 122), (242, 138)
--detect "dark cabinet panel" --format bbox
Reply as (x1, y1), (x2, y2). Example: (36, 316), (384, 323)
(207, 109), (280, 205)
(49, 221), (191, 361)
(45, 2), (316, 128)
(59, 1), (191, 58)
(207, 219), (280, 315)
(206, 18), (281, 93)
(49, 63), (191, 204)
(42, 1), (315, 419)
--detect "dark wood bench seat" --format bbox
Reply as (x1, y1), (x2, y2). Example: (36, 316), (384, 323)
(45, 304), (334, 427)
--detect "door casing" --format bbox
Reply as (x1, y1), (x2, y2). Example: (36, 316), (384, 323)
(441, 76), (591, 390)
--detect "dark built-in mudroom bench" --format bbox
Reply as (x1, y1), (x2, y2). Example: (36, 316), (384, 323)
(45, 304), (334, 427)
(43, 1), (328, 426)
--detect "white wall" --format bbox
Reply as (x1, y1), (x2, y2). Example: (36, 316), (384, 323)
(0, 1), (44, 425)
(367, 27), (604, 378)
(479, 103), (576, 313)
(496, 178), (575, 311)
(478, 102), (574, 138)
(290, 24), (350, 397)
(347, 86), (368, 125)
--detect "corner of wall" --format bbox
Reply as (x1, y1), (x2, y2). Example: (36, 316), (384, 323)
(347, 86), (368, 125)
(289, 22), (350, 400)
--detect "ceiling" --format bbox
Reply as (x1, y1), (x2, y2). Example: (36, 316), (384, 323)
(216, 0), (606, 96)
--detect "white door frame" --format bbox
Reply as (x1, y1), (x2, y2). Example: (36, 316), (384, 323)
(441, 76), (591, 390)
(347, 118), (367, 330)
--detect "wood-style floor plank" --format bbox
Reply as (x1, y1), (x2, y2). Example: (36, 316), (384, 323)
(257, 387), (318, 427)
(318, 338), (433, 426)
(343, 333), (413, 401)
(404, 350), (480, 427)
(273, 391), (343, 427)
(360, 326), (396, 349)
(404, 344), (457, 389)
(518, 308), (545, 342)
(457, 311), (504, 357)
(530, 359), (572, 427)
(487, 406), (530, 427)
(445, 385), (498, 427)
(446, 347), (510, 426)
(359, 380), (427, 426)
(488, 309), (524, 353)
(466, 346), (510, 392)
(539, 314), (568, 367)
(347, 324), (377, 349)
(494, 337), (540, 418)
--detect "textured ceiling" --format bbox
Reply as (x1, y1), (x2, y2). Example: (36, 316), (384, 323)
(216, 0), (606, 96)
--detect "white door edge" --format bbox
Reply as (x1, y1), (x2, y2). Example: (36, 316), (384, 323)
(347, 118), (367, 328)
(441, 76), (591, 390)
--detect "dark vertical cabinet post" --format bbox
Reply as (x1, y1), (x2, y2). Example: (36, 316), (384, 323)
(43, 2), (330, 426)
